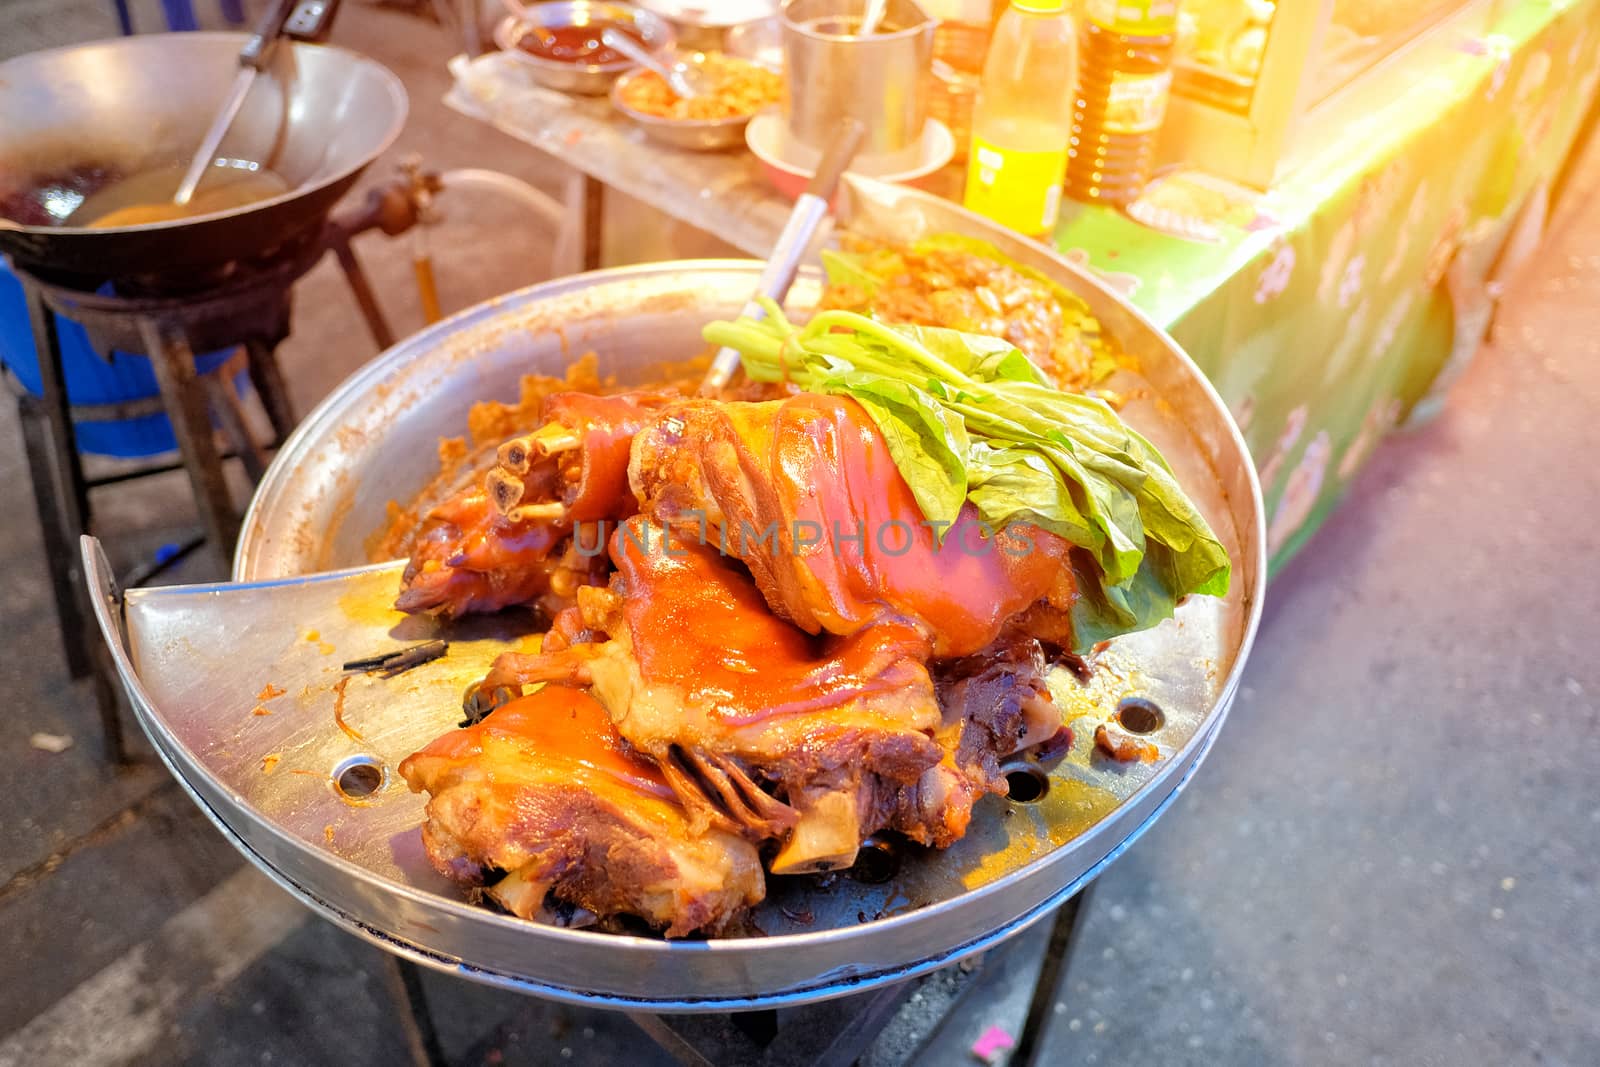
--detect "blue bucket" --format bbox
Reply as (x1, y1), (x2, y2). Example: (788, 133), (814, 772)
(0, 260), (244, 459)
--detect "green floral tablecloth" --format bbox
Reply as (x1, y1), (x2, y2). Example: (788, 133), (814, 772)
(1054, 0), (1600, 571)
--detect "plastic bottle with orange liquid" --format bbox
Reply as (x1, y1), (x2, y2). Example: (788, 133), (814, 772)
(962, 0), (1079, 237)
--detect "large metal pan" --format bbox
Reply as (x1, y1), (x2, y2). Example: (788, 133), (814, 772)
(0, 33), (406, 284)
(96, 179), (1264, 1009)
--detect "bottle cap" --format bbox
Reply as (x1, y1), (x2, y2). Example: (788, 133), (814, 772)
(1013, 0), (1066, 11)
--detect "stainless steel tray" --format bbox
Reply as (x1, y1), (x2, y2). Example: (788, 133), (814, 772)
(95, 177), (1264, 1010)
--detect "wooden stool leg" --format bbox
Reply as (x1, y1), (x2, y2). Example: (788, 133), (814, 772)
(23, 290), (95, 680)
(243, 338), (297, 443)
(20, 286), (127, 761)
(581, 173), (605, 272)
(1011, 885), (1096, 1067)
(379, 957), (449, 1067)
(139, 318), (241, 556)
(204, 372), (269, 485)
(18, 395), (94, 680)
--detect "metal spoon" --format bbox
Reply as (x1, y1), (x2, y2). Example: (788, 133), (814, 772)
(599, 27), (707, 99)
(859, 0), (889, 36)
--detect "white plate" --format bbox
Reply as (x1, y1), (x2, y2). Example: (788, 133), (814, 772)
(745, 112), (954, 194)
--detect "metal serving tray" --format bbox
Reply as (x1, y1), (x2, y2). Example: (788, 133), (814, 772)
(88, 176), (1265, 1009)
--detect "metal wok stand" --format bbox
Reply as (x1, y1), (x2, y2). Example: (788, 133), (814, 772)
(12, 170), (439, 762)
(389, 887), (1093, 1067)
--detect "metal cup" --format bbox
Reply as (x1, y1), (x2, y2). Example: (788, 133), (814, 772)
(780, 0), (935, 158)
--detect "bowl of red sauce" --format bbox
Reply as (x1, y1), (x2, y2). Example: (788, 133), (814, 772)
(496, 2), (677, 94)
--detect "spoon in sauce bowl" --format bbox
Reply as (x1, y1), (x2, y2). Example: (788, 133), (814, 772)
(600, 27), (707, 98)
(510, 15), (560, 50)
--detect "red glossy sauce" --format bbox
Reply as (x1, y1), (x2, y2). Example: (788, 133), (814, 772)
(397, 487), (571, 616)
(515, 22), (646, 65)
(610, 519), (933, 727)
(432, 488), (563, 572)
(770, 394), (1071, 657)
(543, 392), (666, 520)
(415, 686), (674, 799)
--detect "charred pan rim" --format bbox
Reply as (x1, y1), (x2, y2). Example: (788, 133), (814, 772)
(0, 33), (408, 237)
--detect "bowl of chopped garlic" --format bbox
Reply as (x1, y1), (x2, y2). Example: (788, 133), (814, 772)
(610, 50), (782, 150)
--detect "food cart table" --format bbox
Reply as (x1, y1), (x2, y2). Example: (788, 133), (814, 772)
(446, 0), (1600, 572)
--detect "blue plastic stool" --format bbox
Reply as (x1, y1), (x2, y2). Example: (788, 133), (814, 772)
(0, 262), (242, 457)
(111, 0), (247, 35)
(6, 259), (292, 765)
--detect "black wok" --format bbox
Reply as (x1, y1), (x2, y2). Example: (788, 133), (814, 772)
(0, 33), (406, 287)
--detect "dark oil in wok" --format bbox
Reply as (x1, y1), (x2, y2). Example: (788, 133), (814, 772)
(69, 162), (289, 228)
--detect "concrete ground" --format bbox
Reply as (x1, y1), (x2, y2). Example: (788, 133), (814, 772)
(3, 3), (1598, 1065)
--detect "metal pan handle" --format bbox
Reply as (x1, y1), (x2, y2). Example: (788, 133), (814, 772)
(240, 0), (342, 69)
(283, 0), (343, 43)
(803, 117), (867, 202)
(239, 0), (300, 69)
(699, 118), (866, 394)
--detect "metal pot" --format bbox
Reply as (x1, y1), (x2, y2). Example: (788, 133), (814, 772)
(780, 0), (935, 157)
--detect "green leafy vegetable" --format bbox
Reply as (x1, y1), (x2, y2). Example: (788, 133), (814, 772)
(702, 303), (1231, 651)
(821, 234), (1119, 385)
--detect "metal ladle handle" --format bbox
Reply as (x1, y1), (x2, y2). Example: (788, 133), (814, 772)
(600, 27), (697, 98)
(172, 0), (306, 205)
(700, 118), (868, 395)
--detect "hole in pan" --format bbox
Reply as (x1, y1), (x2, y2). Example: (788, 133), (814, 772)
(333, 755), (386, 801)
(1001, 761), (1050, 803)
(1116, 696), (1165, 735)
(848, 835), (902, 884)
